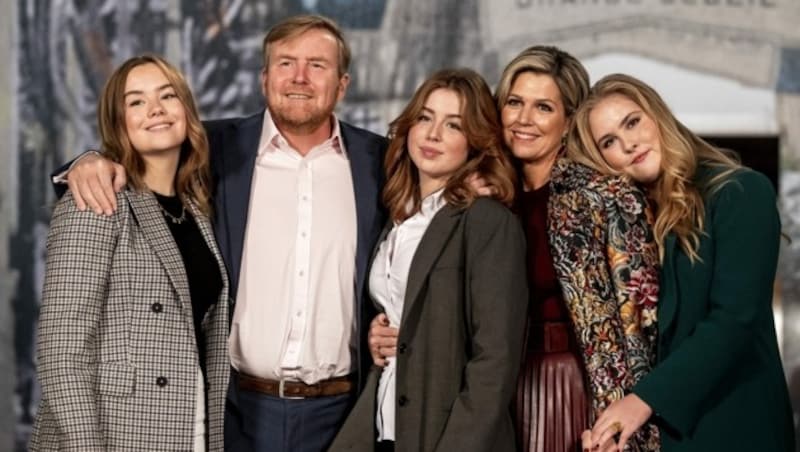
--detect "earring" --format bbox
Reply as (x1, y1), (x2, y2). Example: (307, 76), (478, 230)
(560, 134), (567, 147)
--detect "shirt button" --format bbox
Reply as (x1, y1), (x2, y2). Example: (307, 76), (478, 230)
(296, 311), (303, 317)
(302, 195), (309, 201)
(301, 231), (307, 238)
(398, 395), (409, 406)
(156, 376), (168, 387)
(299, 270), (305, 277)
(151, 302), (163, 313)
(387, 273), (391, 279)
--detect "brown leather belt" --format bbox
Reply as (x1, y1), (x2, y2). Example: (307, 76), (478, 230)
(237, 372), (354, 399)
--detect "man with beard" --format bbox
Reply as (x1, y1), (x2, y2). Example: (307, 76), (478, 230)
(57, 15), (388, 452)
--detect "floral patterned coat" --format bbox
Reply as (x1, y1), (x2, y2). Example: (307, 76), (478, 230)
(548, 158), (660, 451)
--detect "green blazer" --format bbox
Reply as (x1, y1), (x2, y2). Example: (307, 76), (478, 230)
(633, 166), (795, 451)
(330, 198), (528, 452)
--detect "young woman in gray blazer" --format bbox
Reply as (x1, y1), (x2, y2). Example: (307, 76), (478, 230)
(30, 55), (229, 451)
(330, 68), (528, 452)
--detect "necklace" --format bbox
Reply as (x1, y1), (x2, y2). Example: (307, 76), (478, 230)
(159, 203), (187, 224)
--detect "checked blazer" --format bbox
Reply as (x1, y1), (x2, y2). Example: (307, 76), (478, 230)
(30, 189), (230, 451)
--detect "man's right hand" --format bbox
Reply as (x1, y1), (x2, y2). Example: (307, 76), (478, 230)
(67, 153), (127, 215)
(368, 313), (398, 367)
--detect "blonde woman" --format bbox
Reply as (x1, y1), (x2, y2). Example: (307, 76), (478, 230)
(31, 55), (229, 451)
(495, 47), (660, 452)
(570, 73), (794, 452)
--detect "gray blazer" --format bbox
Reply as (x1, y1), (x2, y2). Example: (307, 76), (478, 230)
(30, 189), (230, 451)
(330, 198), (528, 452)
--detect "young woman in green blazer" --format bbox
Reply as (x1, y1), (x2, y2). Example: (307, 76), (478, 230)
(569, 73), (795, 452)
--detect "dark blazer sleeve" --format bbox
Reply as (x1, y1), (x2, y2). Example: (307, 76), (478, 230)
(51, 161), (72, 198)
(435, 199), (528, 451)
(36, 192), (121, 451)
(633, 170), (780, 436)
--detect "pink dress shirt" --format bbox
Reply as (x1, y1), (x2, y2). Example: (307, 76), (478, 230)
(228, 110), (358, 384)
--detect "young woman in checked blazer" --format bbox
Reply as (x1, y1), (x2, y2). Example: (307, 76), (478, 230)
(30, 55), (229, 451)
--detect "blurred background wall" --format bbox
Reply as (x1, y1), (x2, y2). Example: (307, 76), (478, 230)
(2, 0), (799, 450)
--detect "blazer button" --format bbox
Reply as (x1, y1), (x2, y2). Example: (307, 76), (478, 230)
(156, 376), (168, 387)
(398, 343), (407, 354)
(398, 395), (408, 406)
(151, 302), (163, 313)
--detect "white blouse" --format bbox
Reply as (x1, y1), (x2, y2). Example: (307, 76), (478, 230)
(368, 190), (446, 441)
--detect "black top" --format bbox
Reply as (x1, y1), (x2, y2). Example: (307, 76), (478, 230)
(154, 192), (223, 373)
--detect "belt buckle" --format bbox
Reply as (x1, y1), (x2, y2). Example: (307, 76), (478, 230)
(278, 378), (304, 400)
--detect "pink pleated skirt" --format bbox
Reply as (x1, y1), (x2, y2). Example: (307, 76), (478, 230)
(514, 322), (590, 452)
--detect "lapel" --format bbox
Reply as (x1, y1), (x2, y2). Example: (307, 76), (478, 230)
(124, 190), (194, 332)
(657, 166), (712, 339)
(220, 112), (263, 297)
(341, 121), (383, 299)
(400, 204), (463, 326)
(658, 232), (679, 338)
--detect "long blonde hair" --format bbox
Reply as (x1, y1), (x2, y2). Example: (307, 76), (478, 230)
(568, 73), (740, 262)
(383, 68), (516, 223)
(98, 54), (212, 215)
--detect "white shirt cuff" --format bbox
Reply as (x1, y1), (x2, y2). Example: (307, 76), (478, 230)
(51, 150), (102, 184)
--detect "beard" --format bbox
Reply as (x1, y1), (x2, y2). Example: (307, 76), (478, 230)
(269, 100), (333, 135)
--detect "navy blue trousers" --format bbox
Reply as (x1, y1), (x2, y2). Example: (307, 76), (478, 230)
(224, 371), (355, 452)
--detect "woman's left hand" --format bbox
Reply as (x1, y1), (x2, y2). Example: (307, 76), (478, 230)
(466, 173), (495, 196)
(368, 313), (398, 367)
(581, 429), (617, 452)
(589, 393), (652, 451)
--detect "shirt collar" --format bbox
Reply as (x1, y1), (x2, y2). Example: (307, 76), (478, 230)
(258, 109), (346, 158)
(397, 188), (447, 225)
(419, 188), (446, 216)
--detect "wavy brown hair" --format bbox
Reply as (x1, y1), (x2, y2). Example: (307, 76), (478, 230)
(568, 73), (740, 262)
(384, 68), (516, 223)
(97, 54), (212, 215)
